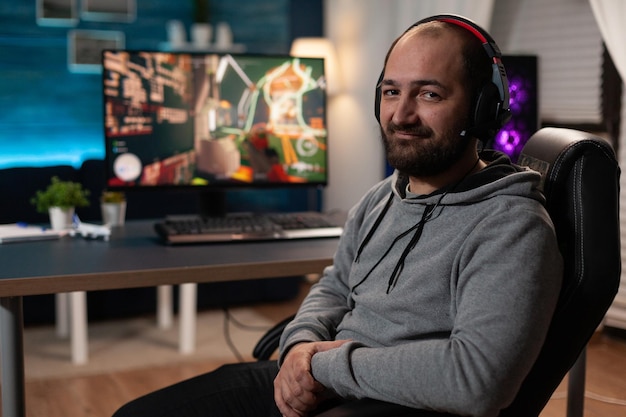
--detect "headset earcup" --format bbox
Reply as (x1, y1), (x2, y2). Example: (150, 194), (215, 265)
(473, 82), (501, 128)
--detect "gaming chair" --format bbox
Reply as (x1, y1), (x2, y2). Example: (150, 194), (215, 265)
(254, 128), (621, 417)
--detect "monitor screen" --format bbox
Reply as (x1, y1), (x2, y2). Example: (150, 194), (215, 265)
(102, 50), (328, 191)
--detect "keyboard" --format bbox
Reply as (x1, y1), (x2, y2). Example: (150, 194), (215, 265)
(154, 211), (344, 244)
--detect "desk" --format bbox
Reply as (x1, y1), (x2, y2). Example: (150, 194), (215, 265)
(0, 220), (339, 417)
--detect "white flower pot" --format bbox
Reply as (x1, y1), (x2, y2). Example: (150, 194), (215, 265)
(49, 207), (75, 230)
(101, 201), (126, 226)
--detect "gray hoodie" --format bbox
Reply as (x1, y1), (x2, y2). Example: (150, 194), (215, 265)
(279, 152), (563, 417)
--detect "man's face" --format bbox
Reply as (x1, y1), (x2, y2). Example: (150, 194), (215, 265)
(378, 27), (473, 178)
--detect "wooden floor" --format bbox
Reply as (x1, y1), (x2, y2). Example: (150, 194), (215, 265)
(539, 331), (626, 417)
(8, 282), (626, 417)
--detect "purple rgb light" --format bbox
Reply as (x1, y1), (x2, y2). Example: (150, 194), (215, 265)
(508, 79), (529, 113)
(493, 63), (537, 163)
(495, 128), (522, 155)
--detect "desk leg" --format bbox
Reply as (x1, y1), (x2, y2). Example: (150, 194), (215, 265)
(178, 283), (197, 354)
(157, 285), (173, 329)
(55, 293), (69, 338)
(70, 291), (88, 364)
(0, 296), (26, 417)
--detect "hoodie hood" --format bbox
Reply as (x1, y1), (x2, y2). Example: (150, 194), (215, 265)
(390, 150), (545, 207)
(348, 150), (546, 284)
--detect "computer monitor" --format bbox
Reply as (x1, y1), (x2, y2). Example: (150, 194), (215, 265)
(102, 50), (328, 216)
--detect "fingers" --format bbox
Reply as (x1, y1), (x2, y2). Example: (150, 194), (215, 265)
(274, 340), (349, 416)
(274, 373), (320, 417)
(274, 342), (328, 417)
(274, 356), (323, 416)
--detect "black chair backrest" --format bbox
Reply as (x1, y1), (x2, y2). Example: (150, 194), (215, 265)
(501, 127), (621, 416)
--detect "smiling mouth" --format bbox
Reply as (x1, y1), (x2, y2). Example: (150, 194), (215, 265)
(393, 130), (429, 140)
(387, 123), (432, 140)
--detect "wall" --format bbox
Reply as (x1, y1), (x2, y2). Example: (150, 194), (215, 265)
(322, 0), (388, 213)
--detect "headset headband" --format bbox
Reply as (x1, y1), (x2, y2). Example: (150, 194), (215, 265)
(419, 15), (510, 109)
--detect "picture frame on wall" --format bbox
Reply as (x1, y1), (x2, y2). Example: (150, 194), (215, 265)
(80, 0), (136, 22)
(68, 30), (125, 73)
(37, 0), (78, 27)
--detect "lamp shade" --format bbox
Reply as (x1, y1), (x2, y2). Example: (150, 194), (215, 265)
(290, 37), (341, 95)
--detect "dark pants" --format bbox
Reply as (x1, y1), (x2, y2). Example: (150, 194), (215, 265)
(112, 360), (433, 417)
(112, 361), (282, 417)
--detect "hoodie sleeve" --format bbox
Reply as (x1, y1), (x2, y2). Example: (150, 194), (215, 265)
(308, 203), (563, 417)
(278, 179), (391, 364)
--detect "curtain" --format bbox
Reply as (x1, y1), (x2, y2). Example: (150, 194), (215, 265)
(589, 0), (626, 329)
(589, 1), (626, 79)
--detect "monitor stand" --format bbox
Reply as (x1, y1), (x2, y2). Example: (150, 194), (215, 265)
(197, 190), (227, 218)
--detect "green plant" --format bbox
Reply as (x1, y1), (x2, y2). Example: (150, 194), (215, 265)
(30, 176), (90, 213)
(101, 191), (126, 203)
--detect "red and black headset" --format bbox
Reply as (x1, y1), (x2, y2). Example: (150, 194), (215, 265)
(374, 14), (511, 142)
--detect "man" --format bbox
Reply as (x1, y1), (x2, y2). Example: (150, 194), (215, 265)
(113, 15), (562, 417)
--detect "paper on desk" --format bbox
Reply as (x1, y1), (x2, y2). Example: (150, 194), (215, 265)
(0, 224), (66, 244)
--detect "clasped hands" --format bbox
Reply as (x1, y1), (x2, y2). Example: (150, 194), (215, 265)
(274, 340), (349, 417)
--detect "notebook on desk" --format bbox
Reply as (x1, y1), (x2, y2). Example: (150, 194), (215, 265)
(0, 224), (65, 244)
(154, 211), (344, 245)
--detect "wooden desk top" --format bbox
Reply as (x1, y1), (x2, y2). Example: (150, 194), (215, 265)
(0, 220), (339, 297)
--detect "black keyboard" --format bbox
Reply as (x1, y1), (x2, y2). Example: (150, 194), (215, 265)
(154, 211), (344, 244)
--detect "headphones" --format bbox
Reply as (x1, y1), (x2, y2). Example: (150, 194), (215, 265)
(374, 14), (511, 141)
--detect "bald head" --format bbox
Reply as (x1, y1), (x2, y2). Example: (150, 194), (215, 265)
(384, 20), (491, 103)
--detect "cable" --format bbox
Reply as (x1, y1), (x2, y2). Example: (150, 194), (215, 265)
(222, 309), (245, 362)
(222, 307), (273, 362)
(224, 308), (273, 331)
(550, 390), (626, 406)
(584, 391), (626, 406)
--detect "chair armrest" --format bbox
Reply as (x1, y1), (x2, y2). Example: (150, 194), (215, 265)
(252, 314), (295, 360)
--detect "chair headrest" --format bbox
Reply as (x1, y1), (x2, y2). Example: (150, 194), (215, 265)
(518, 127), (616, 195)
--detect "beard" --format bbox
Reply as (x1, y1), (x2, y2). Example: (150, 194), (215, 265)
(381, 119), (472, 178)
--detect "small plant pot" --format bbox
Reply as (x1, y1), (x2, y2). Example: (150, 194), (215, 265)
(101, 201), (126, 226)
(49, 207), (74, 230)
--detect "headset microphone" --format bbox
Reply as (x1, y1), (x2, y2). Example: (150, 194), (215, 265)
(461, 103), (512, 139)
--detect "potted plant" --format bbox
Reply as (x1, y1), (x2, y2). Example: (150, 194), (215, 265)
(31, 176), (90, 230)
(100, 190), (126, 226)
